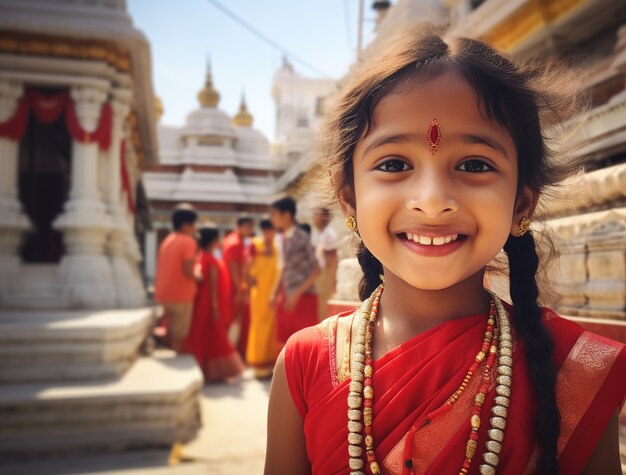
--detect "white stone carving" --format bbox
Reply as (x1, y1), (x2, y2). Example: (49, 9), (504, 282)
(54, 84), (116, 308)
(0, 80), (31, 306)
(103, 89), (145, 308)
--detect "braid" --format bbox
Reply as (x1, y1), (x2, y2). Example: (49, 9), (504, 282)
(356, 243), (383, 301)
(504, 233), (560, 474)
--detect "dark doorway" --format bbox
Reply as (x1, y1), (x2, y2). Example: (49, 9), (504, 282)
(19, 94), (71, 263)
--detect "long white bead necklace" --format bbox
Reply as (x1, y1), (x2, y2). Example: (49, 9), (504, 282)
(346, 285), (513, 474)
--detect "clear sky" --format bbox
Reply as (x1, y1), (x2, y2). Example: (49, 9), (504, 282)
(127, 0), (381, 141)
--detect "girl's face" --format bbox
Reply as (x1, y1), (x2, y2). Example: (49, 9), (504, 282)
(347, 70), (535, 291)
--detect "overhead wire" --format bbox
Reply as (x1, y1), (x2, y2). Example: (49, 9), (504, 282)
(205, 0), (332, 79)
(343, 0), (354, 53)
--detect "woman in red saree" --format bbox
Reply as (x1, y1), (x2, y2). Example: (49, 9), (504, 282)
(183, 226), (244, 382)
(265, 27), (625, 475)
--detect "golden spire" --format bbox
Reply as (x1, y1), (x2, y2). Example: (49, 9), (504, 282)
(154, 95), (164, 122)
(233, 93), (253, 127)
(197, 57), (220, 108)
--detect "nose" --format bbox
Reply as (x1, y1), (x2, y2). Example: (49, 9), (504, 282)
(406, 172), (459, 218)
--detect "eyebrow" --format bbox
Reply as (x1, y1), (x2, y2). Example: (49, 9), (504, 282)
(361, 133), (420, 158)
(459, 133), (509, 159)
(361, 131), (509, 159)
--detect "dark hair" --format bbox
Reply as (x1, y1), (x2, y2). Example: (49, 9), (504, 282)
(237, 216), (254, 227)
(198, 226), (219, 249)
(322, 26), (583, 474)
(270, 196), (297, 217)
(298, 223), (312, 235)
(172, 204), (198, 231)
(260, 219), (274, 230)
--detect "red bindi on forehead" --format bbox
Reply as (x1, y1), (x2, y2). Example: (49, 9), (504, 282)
(427, 118), (441, 154)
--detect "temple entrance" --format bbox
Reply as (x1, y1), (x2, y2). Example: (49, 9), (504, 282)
(18, 94), (71, 263)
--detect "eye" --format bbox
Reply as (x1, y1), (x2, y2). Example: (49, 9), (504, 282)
(456, 159), (494, 173)
(375, 159), (411, 173)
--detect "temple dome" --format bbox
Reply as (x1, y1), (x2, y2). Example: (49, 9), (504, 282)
(197, 68), (220, 108)
(232, 94), (254, 127)
(184, 107), (236, 138)
(183, 66), (235, 138)
(235, 125), (269, 157)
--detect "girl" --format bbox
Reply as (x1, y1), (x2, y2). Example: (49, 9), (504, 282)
(183, 226), (244, 383)
(264, 27), (626, 474)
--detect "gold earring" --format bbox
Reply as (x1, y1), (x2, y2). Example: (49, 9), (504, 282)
(517, 217), (531, 237)
(345, 215), (359, 234)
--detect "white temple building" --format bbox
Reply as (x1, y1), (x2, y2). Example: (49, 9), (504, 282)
(0, 0), (202, 458)
(143, 66), (291, 283)
(272, 57), (337, 192)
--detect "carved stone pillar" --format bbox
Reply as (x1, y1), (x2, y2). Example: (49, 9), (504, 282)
(106, 89), (145, 307)
(53, 85), (115, 308)
(611, 24), (626, 101)
(0, 80), (31, 306)
(120, 138), (146, 304)
(552, 239), (587, 314)
(583, 222), (626, 317)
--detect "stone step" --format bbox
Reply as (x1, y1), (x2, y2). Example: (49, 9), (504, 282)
(7, 264), (65, 310)
(0, 308), (156, 383)
(0, 351), (203, 458)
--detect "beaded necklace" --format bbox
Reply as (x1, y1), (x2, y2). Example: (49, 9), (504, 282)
(347, 284), (513, 475)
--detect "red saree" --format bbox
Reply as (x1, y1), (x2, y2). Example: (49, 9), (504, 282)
(183, 251), (244, 382)
(284, 306), (626, 474)
(276, 288), (319, 345)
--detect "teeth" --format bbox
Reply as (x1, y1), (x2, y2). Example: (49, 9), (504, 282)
(419, 236), (432, 245)
(403, 233), (461, 246)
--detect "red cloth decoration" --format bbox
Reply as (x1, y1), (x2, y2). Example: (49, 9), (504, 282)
(0, 95), (29, 140)
(26, 88), (68, 124)
(65, 98), (112, 151)
(119, 139), (136, 214)
(0, 86), (112, 152)
(95, 102), (112, 151)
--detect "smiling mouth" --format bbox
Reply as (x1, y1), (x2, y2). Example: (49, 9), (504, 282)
(398, 232), (468, 246)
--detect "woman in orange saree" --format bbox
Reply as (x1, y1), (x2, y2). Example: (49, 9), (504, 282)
(279, 301), (625, 474)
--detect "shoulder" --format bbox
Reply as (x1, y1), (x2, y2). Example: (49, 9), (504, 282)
(541, 307), (625, 351)
(177, 234), (197, 250)
(541, 308), (585, 339)
(293, 226), (312, 244)
(284, 319), (330, 358)
(540, 307), (626, 380)
(203, 252), (218, 265)
(223, 232), (238, 247)
(284, 313), (353, 372)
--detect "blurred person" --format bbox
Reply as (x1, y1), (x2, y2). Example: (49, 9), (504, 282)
(269, 196), (320, 345)
(222, 216), (254, 359)
(247, 219), (280, 379)
(183, 226), (244, 383)
(154, 204), (199, 353)
(311, 207), (339, 320)
(298, 222), (312, 236)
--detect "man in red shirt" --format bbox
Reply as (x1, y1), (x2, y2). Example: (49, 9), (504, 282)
(155, 205), (198, 352)
(222, 216), (254, 358)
